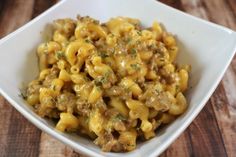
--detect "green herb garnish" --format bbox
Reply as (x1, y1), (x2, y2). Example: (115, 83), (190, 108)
(155, 88), (162, 94)
(136, 40), (141, 45)
(52, 85), (56, 91)
(110, 33), (115, 37)
(127, 144), (135, 147)
(102, 71), (111, 83)
(96, 85), (102, 91)
(148, 44), (156, 49)
(19, 87), (27, 99)
(126, 37), (132, 43)
(56, 51), (65, 59)
(19, 92), (27, 99)
(95, 71), (111, 86)
(85, 117), (90, 124)
(110, 48), (115, 55)
(95, 79), (103, 87)
(130, 63), (141, 71)
(130, 48), (137, 58)
(85, 39), (92, 43)
(114, 114), (127, 121)
(176, 85), (180, 91)
(99, 51), (109, 58)
(137, 31), (142, 36)
(124, 83), (136, 93)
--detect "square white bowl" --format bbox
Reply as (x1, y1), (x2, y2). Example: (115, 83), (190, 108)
(0, 0), (235, 156)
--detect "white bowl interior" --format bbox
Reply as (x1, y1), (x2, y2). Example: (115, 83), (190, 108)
(0, 0), (235, 157)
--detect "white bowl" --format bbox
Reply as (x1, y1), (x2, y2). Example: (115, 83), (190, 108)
(0, 0), (235, 156)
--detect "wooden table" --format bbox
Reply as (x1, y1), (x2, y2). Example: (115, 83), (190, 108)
(0, 0), (235, 156)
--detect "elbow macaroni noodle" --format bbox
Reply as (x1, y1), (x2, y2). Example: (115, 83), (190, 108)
(25, 16), (190, 152)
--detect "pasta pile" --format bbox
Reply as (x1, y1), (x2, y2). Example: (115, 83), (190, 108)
(25, 16), (190, 152)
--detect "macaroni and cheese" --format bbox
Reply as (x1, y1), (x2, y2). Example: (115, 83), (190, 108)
(25, 16), (190, 152)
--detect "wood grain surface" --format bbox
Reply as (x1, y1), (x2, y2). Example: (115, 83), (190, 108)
(0, 0), (235, 157)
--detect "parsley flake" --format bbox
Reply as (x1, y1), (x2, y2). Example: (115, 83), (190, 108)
(56, 51), (65, 59)
(19, 92), (27, 99)
(95, 79), (103, 87)
(95, 71), (111, 86)
(19, 87), (27, 99)
(114, 114), (127, 121)
(130, 63), (141, 71)
(99, 51), (109, 58)
(130, 48), (137, 58)
(137, 31), (142, 36)
(176, 85), (180, 91)
(126, 37), (132, 43)
(85, 39), (92, 43)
